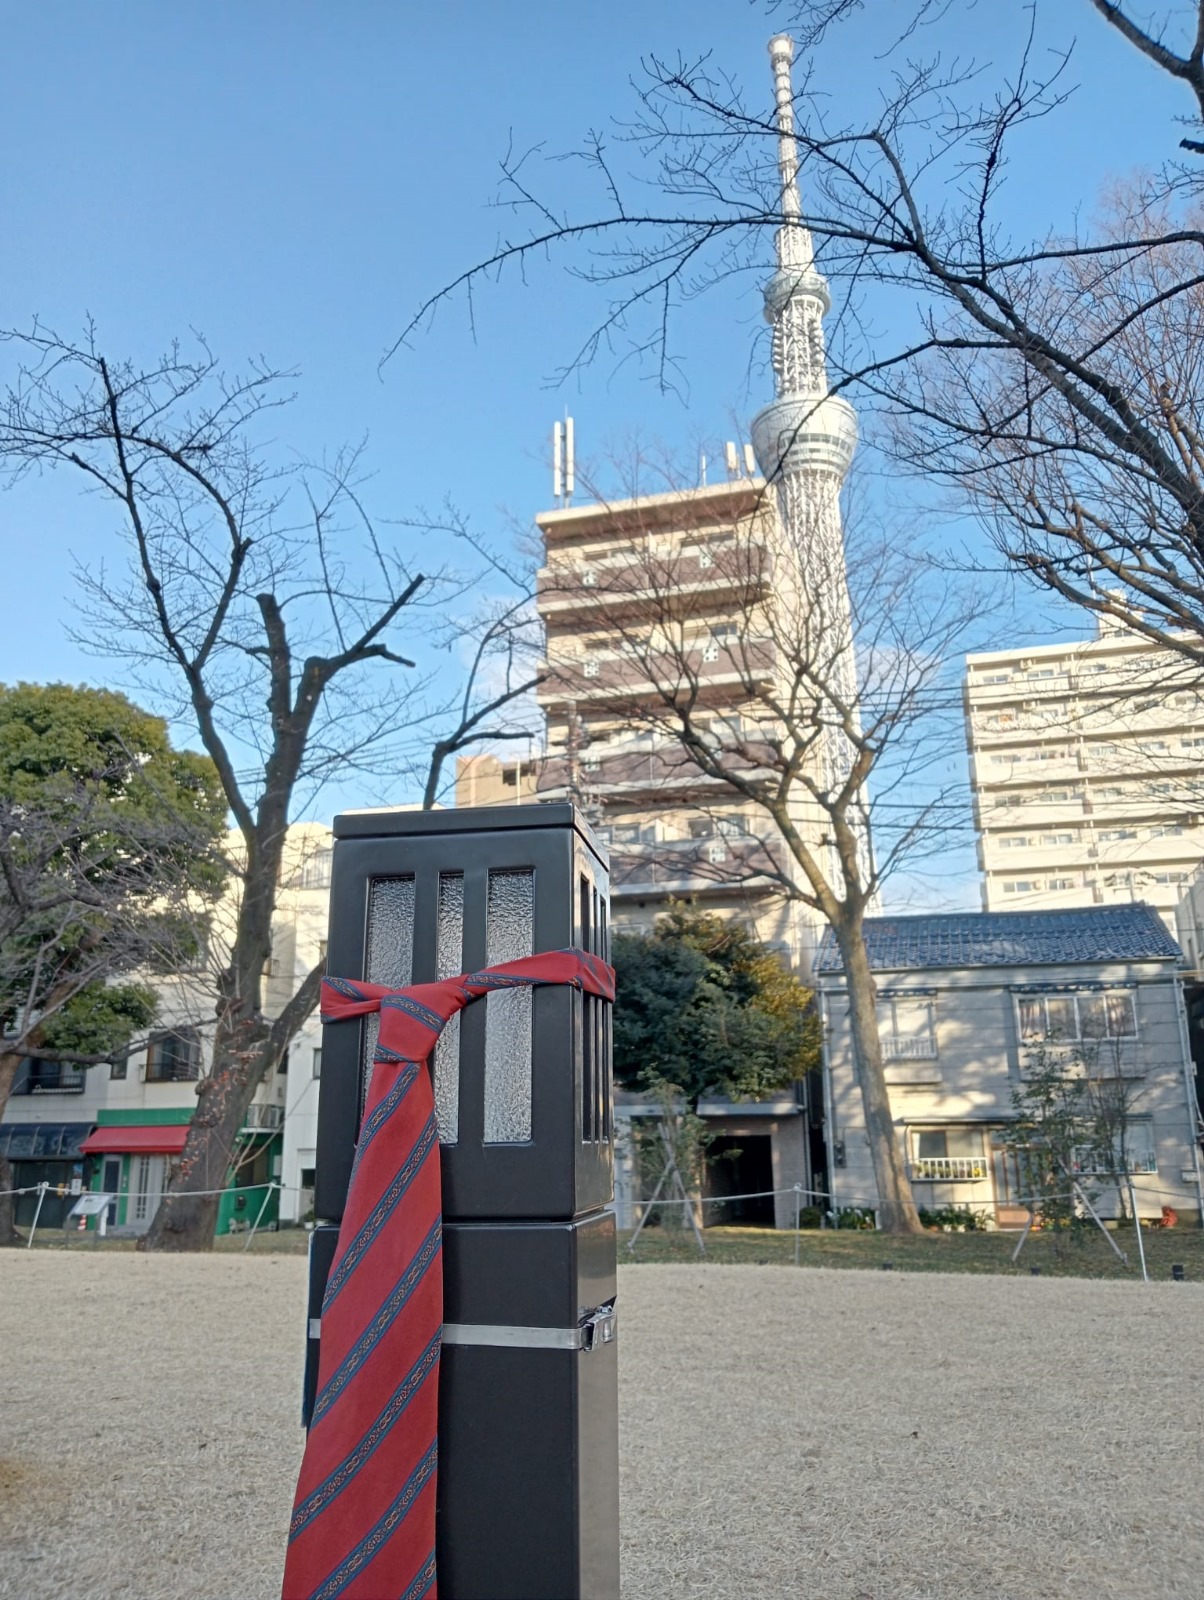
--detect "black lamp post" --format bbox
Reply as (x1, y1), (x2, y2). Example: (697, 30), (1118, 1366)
(303, 803), (619, 1600)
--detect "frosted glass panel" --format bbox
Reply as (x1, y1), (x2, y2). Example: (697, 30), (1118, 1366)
(362, 876), (415, 1109)
(434, 873), (464, 1145)
(484, 868), (534, 1143)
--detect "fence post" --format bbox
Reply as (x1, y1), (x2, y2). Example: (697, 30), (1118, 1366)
(793, 1183), (802, 1266)
(26, 1181), (48, 1250)
(242, 1182), (278, 1252)
(1127, 1176), (1149, 1283)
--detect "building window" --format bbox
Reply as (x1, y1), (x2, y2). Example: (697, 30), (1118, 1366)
(1041, 833), (1075, 847)
(1072, 1120), (1157, 1175)
(11, 1058), (87, 1095)
(876, 998), (937, 1059)
(911, 1127), (989, 1180)
(312, 1047), (322, 1080)
(300, 1166), (317, 1190)
(1047, 877), (1075, 890)
(144, 1028), (202, 1083)
(277, 1047), (290, 1077)
(999, 836), (1032, 849)
(1016, 990), (1137, 1043)
(1003, 880), (1040, 894)
(300, 848), (333, 890)
(1098, 828), (1138, 842)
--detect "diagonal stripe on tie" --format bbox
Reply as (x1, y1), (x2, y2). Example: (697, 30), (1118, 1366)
(281, 947), (615, 1600)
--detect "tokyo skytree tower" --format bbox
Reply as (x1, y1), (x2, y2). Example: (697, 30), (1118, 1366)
(749, 34), (860, 807)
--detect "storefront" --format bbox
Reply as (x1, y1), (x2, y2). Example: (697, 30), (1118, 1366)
(0, 1121), (92, 1228)
(79, 1110), (282, 1235)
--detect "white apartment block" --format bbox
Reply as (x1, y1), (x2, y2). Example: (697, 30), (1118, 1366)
(965, 618), (1204, 929)
(1, 822), (331, 1233)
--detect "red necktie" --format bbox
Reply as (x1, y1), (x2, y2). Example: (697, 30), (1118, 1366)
(281, 947), (615, 1600)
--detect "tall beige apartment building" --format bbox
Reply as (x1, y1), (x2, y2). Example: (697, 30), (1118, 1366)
(458, 475), (827, 970)
(965, 617), (1204, 927)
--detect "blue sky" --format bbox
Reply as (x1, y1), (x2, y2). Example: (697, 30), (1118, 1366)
(0, 2), (1192, 902)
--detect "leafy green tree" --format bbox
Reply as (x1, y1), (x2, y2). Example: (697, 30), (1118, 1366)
(612, 905), (820, 1108)
(0, 683), (226, 1242)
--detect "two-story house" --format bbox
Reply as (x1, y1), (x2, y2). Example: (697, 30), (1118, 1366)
(816, 903), (1204, 1225)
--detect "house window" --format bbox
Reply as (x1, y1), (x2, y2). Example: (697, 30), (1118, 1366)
(1016, 990), (1137, 1043)
(876, 998), (937, 1059)
(11, 1058), (86, 1095)
(312, 1048), (322, 1080)
(144, 1028), (202, 1083)
(1072, 1119), (1157, 1176)
(300, 1167), (317, 1190)
(911, 1127), (989, 1180)
(109, 1055), (128, 1081)
(300, 848), (333, 889)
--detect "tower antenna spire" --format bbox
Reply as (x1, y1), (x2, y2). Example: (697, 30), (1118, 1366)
(767, 34), (813, 273)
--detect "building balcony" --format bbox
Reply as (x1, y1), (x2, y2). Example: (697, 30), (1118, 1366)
(242, 1103), (284, 1132)
(536, 548), (769, 622)
(911, 1157), (990, 1182)
(608, 834), (789, 899)
(538, 639), (777, 712)
(881, 1036), (937, 1060)
(534, 744), (772, 802)
(10, 1060), (87, 1095)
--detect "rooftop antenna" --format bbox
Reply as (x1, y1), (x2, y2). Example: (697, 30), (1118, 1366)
(699, 449), (708, 487)
(552, 415), (576, 507)
(724, 441), (740, 478)
(743, 442), (757, 476)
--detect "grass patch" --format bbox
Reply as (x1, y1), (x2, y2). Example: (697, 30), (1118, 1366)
(621, 1221), (1204, 1280)
(24, 1219), (1204, 1280)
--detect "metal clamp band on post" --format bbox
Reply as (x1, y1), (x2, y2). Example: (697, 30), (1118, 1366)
(307, 1300), (619, 1354)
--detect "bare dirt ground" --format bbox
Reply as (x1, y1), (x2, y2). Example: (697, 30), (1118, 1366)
(1, 1255), (1201, 1600)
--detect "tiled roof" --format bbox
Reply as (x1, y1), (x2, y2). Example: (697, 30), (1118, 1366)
(813, 902), (1180, 975)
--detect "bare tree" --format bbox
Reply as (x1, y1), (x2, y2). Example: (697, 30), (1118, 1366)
(396, 3), (1204, 665)
(531, 452), (989, 1231)
(0, 324), (541, 1249)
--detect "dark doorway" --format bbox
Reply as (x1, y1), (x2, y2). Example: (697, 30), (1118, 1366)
(705, 1135), (775, 1226)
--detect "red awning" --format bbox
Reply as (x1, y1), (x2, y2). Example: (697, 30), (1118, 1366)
(80, 1125), (190, 1156)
